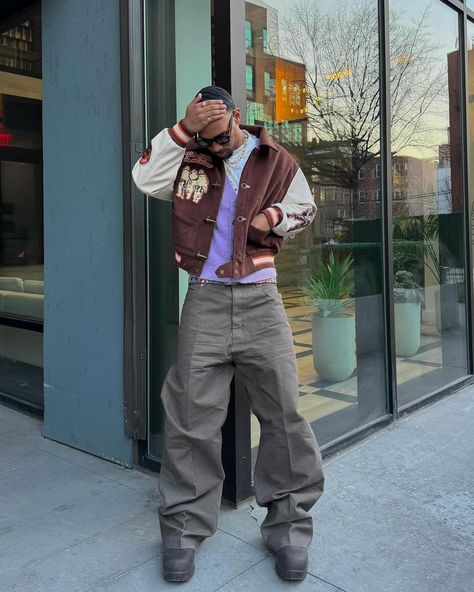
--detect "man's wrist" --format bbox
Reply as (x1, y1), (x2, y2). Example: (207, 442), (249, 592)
(179, 118), (195, 136)
(262, 207), (283, 228)
(169, 120), (194, 147)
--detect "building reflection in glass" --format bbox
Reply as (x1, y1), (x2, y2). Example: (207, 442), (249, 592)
(244, 0), (387, 452)
(390, 0), (468, 407)
(244, 0), (470, 455)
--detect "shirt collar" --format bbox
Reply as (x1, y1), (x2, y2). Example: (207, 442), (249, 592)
(240, 124), (279, 151)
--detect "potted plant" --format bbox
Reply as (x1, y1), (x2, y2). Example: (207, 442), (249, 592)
(393, 215), (460, 332)
(393, 270), (423, 357)
(435, 266), (460, 332)
(302, 251), (356, 382)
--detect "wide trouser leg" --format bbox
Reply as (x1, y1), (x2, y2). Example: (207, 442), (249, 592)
(157, 283), (234, 550)
(234, 283), (325, 553)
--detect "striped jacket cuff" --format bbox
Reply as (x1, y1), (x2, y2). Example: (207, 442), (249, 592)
(262, 206), (283, 228)
(168, 120), (194, 147)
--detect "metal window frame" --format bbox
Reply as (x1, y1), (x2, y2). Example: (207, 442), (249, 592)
(138, 0), (178, 472)
(380, 0), (397, 418)
(213, 0), (252, 506)
(120, 0), (148, 445)
(462, 8), (474, 377)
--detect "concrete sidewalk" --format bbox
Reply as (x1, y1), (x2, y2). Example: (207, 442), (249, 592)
(0, 387), (473, 592)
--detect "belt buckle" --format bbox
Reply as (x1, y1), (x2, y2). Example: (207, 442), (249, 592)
(189, 277), (215, 285)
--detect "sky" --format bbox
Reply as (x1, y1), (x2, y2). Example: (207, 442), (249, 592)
(255, 0), (458, 58)
(247, 0), (460, 159)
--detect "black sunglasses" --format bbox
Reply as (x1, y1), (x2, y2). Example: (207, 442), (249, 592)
(194, 114), (233, 147)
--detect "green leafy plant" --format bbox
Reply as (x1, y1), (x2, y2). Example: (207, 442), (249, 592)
(393, 215), (441, 283)
(302, 251), (355, 317)
(393, 270), (424, 304)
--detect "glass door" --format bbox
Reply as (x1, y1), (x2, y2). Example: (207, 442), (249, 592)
(144, 0), (213, 462)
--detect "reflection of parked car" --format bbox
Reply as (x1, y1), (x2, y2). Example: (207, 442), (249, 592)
(0, 276), (43, 367)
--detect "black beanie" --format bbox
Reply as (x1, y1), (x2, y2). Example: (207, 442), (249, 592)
(196, 86), (235, 110)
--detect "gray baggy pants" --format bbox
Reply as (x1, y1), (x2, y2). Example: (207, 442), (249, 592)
(157, 280), (325, 552)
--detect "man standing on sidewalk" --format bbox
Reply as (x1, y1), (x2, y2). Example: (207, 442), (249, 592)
(132, 86), (325, 583)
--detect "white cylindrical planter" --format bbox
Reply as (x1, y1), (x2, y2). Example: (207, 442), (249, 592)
(394, 302), (421, 357)
(435, 283), (459, 332)
(312, 315), (356, 382)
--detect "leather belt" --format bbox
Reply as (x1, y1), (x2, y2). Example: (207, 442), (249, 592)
(188, 275), (277, 286)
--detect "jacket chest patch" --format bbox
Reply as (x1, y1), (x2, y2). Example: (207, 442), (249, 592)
(176, 166), (209, 204)
(183, 151), (214, 169)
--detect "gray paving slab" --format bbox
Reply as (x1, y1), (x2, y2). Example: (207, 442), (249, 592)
(217, 502), (267, 552)
(215, 556), (342, 592)
(1, 409), (157, 497)
(324, 394), (474, 499)
(0, 405), (42, 439)
(6, 511), (159, 592)
(0, 484), (153, 586)
(1, 509), (93, 588)
(0, 446), (120, 515)
(308, 466), (473, 592)
(305, 391), (474, 592)
(90, 528), (268, 592)
(1, 385), (473, 592)
(30, 435), (158, 496)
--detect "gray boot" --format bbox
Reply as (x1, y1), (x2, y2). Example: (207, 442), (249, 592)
(162, 548), (196, 582)
(275, 546), (308, 581)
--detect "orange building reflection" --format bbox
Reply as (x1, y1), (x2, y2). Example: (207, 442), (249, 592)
(274, 59), (306, 123)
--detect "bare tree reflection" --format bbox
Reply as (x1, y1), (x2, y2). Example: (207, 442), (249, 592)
(268, 0), (447, 189)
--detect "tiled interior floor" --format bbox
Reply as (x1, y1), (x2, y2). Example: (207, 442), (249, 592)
(251, 286), (445, 448)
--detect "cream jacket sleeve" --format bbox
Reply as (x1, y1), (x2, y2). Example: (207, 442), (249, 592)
(131, 122), (193, 201)
(262, 167), (317, 239)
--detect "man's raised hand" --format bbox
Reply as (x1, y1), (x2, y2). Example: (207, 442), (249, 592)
(182, 93), (228, 134)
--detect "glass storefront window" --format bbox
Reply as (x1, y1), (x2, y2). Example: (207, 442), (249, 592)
(390, 1), (469, 407)
(244, 0), (388, 452)
(0, 13), (43, 292)
(0, 7), (43, 408)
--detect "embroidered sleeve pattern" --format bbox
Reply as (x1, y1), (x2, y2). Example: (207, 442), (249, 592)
(281, 206), (315, 231)
(131, 125), (189, 201)
(270, 167), (317, 239)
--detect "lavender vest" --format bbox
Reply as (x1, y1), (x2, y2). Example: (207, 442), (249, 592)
(199, 176), (277, 283)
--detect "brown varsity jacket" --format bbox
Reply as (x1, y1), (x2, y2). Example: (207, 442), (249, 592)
(132, 121), (317, 278)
